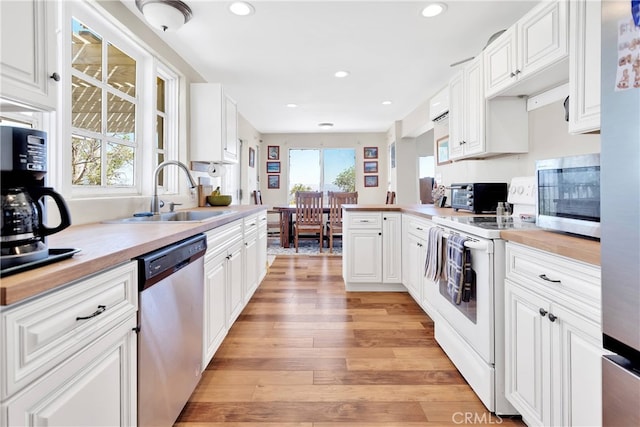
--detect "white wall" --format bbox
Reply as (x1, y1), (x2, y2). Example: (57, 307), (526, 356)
(259, 132), (388, 207)
(434, 100), (601, 189)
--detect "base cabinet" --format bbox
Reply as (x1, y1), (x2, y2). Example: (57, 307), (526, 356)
(504, 243), (603, 426)
(401, 215), (439, 321)
(0, 262), (138, 427)
(343, 212), (402, 291)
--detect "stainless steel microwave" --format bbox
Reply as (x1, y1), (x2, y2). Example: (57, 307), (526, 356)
(536, 153), (600, 239)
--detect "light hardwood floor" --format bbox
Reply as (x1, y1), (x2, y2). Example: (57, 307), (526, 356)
(176, 255), (524, 426)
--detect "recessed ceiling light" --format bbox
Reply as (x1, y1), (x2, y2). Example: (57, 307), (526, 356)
(229, 1), (255, 16)
(318, 122), (334, 129)
(286, 103), (298, 108)
(382, 100), (393, 105)
(334, 70), (350, 78)
(421, 3), (447, 18)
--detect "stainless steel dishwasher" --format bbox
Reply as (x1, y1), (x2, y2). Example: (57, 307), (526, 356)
(135, 234), (206, 427)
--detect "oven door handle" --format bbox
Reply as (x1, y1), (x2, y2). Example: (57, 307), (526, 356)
(441, 231), (491, 253)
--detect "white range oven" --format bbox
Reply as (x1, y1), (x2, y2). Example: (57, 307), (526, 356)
(431, 215), (538, 415)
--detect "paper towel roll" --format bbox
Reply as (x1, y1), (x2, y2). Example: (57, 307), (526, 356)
(207, 162), (226, 178)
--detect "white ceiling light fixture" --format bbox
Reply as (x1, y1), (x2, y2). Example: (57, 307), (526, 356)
(382, 100), (393, 105)
(229, 1), (255, 16)
(421, 3), (447, 18)
(334, 70), (350, 78)
(286, 103), (298, 108)
(135, 0), (193, 32)
(318, 122), (334, 129)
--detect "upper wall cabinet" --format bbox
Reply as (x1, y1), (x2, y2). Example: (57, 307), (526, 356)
(484, 0), (569, 98)
(0, 0), (58, 110)
(568, 0), (601, 134)
(191, 83), (239, 164)
(448, 56), (528, 161)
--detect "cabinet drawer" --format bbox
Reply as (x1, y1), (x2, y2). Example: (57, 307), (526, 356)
(244, 214), (259, 236)
(1, 261), (137, 399)
(257, 211), (268, 232)
(346, 212), (381, 228)
(405, 215), (432, 238)
(506, 242), (600, 308)
(206, 219), (243, 254)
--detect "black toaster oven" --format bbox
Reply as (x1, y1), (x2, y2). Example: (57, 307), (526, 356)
(450, 183), (508, 213)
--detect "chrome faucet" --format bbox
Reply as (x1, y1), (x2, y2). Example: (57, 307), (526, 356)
(151, 160), (197, 214)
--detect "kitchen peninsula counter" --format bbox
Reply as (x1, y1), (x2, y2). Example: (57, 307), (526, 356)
(0, 206), (265, 306)
(344, 204), (601, 267)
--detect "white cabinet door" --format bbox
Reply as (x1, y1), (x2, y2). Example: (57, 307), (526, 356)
(382, 213), (402, 283)
(203, 251), (228, 367)
(224, 95), (239, 162)
(448, 71), (464, 159)
(5, 317), (136, 427)
(345, 229), (382, 283)
(191, 83), (239, 164)
(462, 57), (485, 156)
(568, 0), (601, 134)
(0, 0), (58, 110)
(517, 0), (568, 81)
(244, 233), (258, 302)
(484, 27), (518, 98)
(553, 303), (605, 427)
(404, 231), (422, 302)
(505, 280), (550, 427)
(227, 240), (244, 326)
(257, 215), (268, 283)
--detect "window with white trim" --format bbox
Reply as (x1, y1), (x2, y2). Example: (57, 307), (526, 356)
(65, 3), (179, 198)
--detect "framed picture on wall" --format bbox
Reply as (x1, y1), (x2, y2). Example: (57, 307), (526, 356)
(436, 135), (451, 165)
(363, 146), (378, 159)
(267, 174), (280, 189)
(268, 145), (279, 160)
(364, 175), (379, 187)
(266, 161), (280, 173)
(249, 147), (255, 168)
(363, 161), (378, 173)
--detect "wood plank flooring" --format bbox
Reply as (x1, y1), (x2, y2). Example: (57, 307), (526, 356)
(176, 255), (524, 427)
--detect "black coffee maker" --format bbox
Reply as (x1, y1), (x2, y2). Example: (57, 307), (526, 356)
(1, 126), (72, 270)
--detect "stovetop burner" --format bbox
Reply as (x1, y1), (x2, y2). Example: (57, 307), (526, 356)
(0, 248), (81, 277)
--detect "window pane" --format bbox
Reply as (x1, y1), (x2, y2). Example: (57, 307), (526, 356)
(107, 43), (136, 96)
(156, 115), (164, 150)
(323, 149), (355, 193)
(72, 135), (101, 185)
(72, 76), (101, 132)
(157, 153), (165, 186)
(288, 149), (320, 204)
(71, 18), (102, 79)
(106, 142), (134, 186)
(106, 92), (135, 140)
(157, 77), (165, 112)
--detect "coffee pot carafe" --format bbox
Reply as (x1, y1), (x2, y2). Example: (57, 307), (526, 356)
(1, 186), (71, 268)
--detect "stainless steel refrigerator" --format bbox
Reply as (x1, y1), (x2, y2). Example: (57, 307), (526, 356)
(601, 1), (640, 425)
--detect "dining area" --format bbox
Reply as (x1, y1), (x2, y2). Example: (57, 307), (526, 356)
(254, 190), (396, 254)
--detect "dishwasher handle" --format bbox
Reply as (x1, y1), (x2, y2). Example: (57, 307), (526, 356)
(137, 234), (207, 290)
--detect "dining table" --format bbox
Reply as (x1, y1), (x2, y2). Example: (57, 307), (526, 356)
(271, 205), (332, 248)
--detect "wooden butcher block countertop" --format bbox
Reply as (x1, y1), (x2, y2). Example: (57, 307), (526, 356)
(0, 206), (265, 306)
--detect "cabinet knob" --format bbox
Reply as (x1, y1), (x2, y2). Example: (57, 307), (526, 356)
(515, 69), (521, 75)
(548, 313), (557, 322)
(510, 72), (516, 78)
(539, 308), (548, 317)
(50, 72), (60, 82)
(378, 232), (382, 236)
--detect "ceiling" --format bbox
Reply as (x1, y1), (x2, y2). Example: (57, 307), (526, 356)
(122, 1), (537, 134)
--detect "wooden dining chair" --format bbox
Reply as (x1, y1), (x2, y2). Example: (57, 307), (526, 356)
(385, 191), (396, 204)
(252, 190), (282, 238)
(326, 191), (358, 253)
(293, 191), (324, 253)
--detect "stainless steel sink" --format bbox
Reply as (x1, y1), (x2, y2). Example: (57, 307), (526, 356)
(104, 210), (234, 223)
